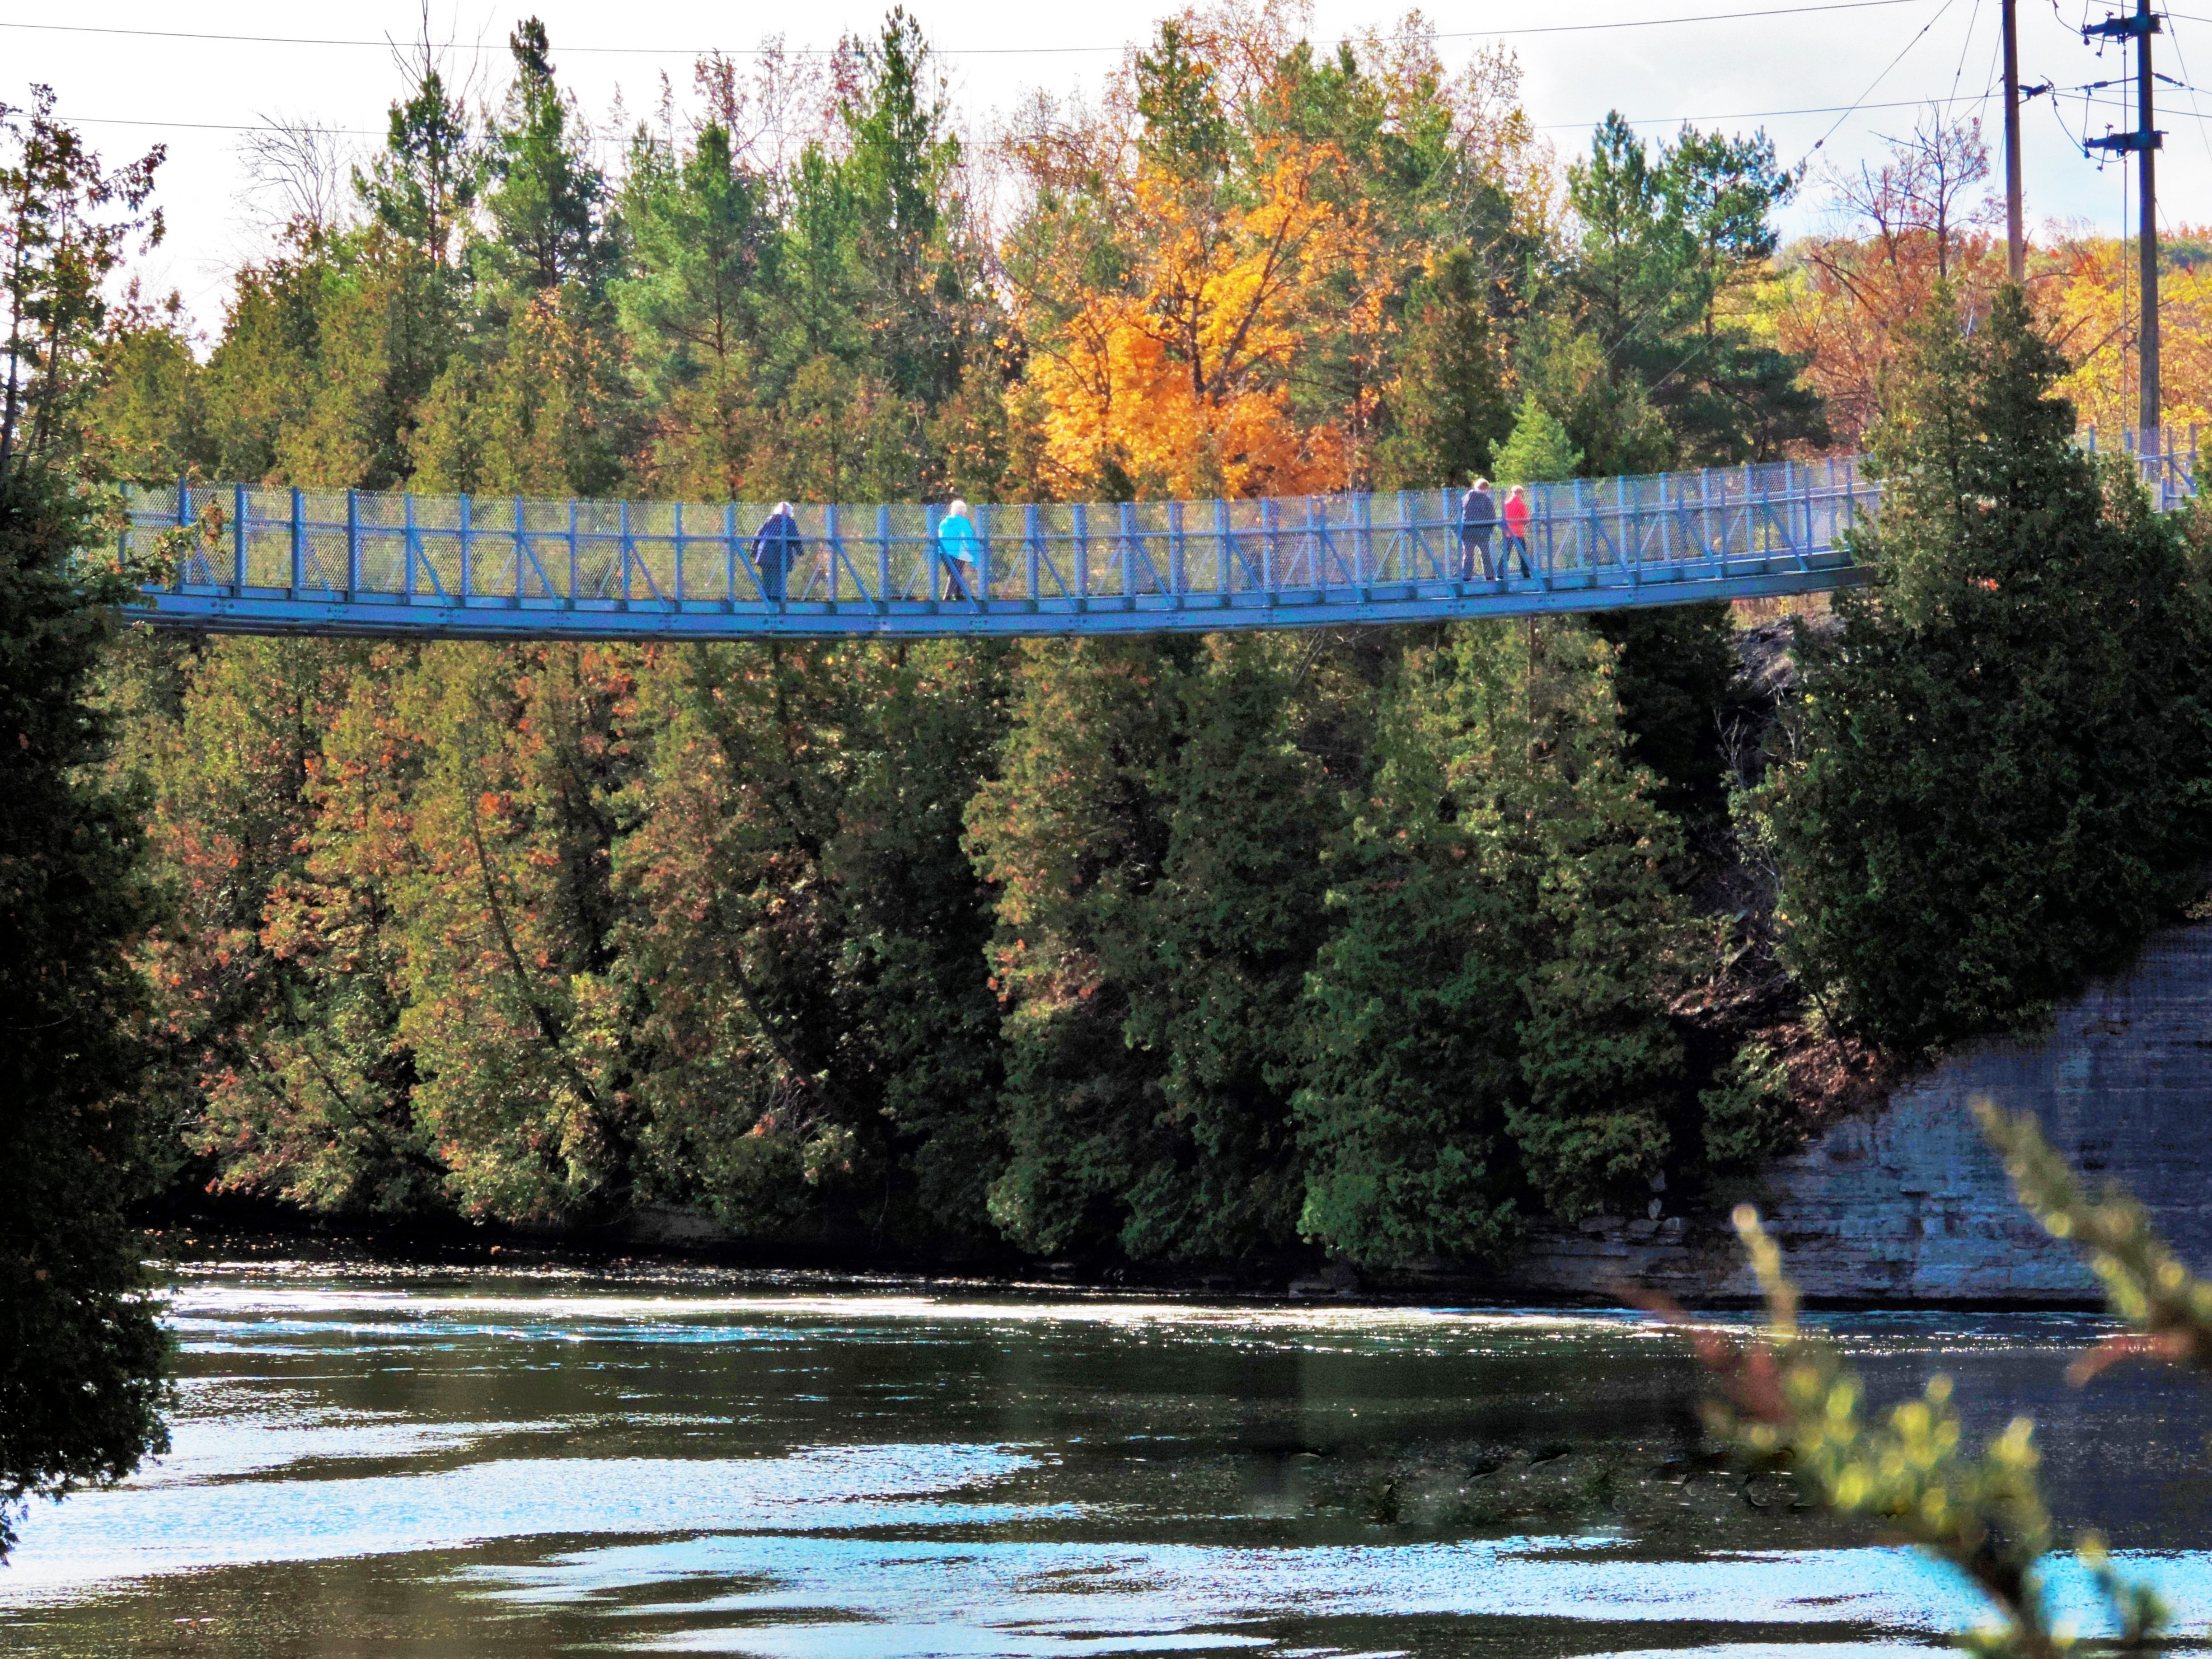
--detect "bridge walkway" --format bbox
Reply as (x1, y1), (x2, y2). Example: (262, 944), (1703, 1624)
(120, 432), (2198, 641)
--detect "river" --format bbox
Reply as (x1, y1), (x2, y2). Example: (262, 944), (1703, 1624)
(5, 1258), (2212, 1657)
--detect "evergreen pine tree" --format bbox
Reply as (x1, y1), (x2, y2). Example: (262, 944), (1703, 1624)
(0, 94), (169, 1560)
(1491, 392), (1582, 484)
(1767, 286), (2212, 1050)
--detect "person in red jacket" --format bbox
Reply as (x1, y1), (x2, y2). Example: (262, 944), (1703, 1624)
(1500, 484), (1534, 577)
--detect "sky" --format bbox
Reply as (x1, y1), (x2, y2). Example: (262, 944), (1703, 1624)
(5, 0), (2208, 332)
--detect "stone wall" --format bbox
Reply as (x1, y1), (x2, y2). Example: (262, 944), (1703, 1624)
(1502, 920), (2212, 1304)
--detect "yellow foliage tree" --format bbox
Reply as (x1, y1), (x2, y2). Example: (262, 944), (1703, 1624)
(2044, 233), (2212, 436)
(1024, 141), (1370, 499)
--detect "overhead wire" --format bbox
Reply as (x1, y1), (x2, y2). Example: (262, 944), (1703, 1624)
(1944, 0), (1989, 122)
(51, 94), (2005, 143)
(2160, 9), (2212, 173)
(0, 0), (1936, 59)
(1801, 0), (1968, 159)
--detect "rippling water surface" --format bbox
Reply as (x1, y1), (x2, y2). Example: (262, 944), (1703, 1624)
(6, 1262), (2212, 1657)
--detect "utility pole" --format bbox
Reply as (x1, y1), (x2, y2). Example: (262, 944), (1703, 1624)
(2003, 0), (2025, 282)
(2087, 0), (2165, 437)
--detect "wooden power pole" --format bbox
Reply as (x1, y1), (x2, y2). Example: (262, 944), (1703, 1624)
(2003, 0), (2025, 282)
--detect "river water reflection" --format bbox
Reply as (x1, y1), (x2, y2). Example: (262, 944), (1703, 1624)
(6, 1262), (2212, 1657)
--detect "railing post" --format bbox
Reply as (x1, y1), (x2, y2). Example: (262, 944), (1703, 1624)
(345, 487), (360, 597)
(925, 503), (943, 604)
(1539, 483), (1554, 583)
(826, 502), (842, 604)
(1169, 501), (1186, 599)
(1571, 478), (1590, 577)
(515, 497), (527, 603)
(1261, 497), (1276, 596)
(1025, 504), (1041, 606)
(977, 505), (992, 609)
(567, 500), (580, 606)
(1740, 461), (1754, 560)
(876, 505), (892, 605)
(459, 492), (473, 604)
(672, 502), (684, 604)
(1215, 499), (1233, 598)
(1073, 503), (1089, 604)
(1118, 502), (1137, 602)
(723, 503), (737, 606)
(175, 473), (192, 589)
(619, 500), (633, 605)
(234, 483), (248, 594)
(292, 487), (307, 597)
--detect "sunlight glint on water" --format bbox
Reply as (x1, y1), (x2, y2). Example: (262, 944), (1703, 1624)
(3, 1262), (2209, 1657)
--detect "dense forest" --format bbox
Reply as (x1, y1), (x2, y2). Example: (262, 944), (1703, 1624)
(8, 1), (2212, 1279)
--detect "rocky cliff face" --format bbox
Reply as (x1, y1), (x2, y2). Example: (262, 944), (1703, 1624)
(1504, 920), (2212, 1304)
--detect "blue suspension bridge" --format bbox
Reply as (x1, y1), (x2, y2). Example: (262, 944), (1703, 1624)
(120, 431), (2201, 641)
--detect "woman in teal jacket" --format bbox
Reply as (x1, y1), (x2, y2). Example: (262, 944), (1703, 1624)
(937, 499), (981, 600)
(929, 500), (982, 606)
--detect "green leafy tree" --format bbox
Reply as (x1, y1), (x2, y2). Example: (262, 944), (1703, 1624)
(1134, 22), (1231, 181)
(0, 87), (162, 478)
(1293, 678), (1526, 1267)
(1301, 621), (1690, 1244)
(0, 465), (170, 1562)
(837, 10), (983, 416)
(0, 93), (171, 1557)
(1765, 286), (2212, 1052)
(84, 286), (208, 483)
(1373, 247), (1512, 489)
(616, 640), (1008, 1246)
(353, 51), (480, 270)
(478, 19), (614, 297)
(1490, 391), (1581, 484)
(969, 637), (1340, 1262)
(1565, 113), (1824, 465)
(616, 122), (765, 498)
(133, 638), (433, 1217)
(1589, 601), (1739, 835)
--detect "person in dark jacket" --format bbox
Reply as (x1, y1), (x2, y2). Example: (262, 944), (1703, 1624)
(1457, 477), (1496, 580)
(752, 501), (800, 601)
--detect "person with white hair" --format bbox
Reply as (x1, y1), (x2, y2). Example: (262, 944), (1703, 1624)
(937, 497), (981, 601)
(752, 500), (800, 602)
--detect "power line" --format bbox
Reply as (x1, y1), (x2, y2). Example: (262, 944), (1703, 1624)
(54, 92), (1998, 144)
(0, 0), (1932, 59)
(1537, 92), (1993, 131)
(1804, 0), (1967, 156)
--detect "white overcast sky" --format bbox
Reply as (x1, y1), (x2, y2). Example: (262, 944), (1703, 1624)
(5, 0), (2207, 331)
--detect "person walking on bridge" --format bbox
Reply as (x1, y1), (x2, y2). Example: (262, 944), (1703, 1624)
(752, 501), (801, 602)
(1457, 476), (1496, 580)
(1501, 485), (1533, 578)
(937, 498), (982, 601)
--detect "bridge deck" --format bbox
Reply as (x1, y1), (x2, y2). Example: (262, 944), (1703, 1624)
(116, 437), (2187, 640)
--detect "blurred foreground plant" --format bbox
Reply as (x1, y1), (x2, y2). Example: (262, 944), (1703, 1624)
(1706, 1204), (2070, 1655)
(1975, 1097), (2212, 1382)
(1646, 1174), (2175, 1655)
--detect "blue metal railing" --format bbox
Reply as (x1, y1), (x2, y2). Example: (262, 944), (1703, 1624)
(114, 430), (2195, 640)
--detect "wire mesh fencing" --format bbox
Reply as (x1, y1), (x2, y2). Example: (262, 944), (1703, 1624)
(122, 455), (1895, 618)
